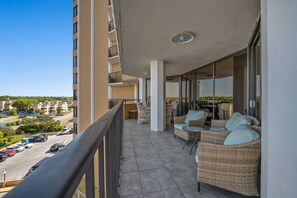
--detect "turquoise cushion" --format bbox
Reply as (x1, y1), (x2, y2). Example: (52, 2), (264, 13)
(231, 116), (251, 130)
(225, 112), (242, 131)
(224, 126), (260, 145)
(209, 127), (228, 132)
(225, 113), (251, 131)
(184, 110), (205, 124)
(174, 123), (188, 130)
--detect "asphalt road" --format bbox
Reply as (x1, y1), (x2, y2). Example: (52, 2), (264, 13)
(0, 134), (73, 181)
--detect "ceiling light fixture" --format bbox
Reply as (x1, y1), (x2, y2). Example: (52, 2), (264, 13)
(172, 32), (195, 44)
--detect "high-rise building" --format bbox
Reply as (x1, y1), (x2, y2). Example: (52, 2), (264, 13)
(72, 0), (138, 135)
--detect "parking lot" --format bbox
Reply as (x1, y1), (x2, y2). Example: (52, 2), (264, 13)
(0, 134), (73, 181)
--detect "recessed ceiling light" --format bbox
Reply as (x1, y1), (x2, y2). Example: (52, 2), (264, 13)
(172, 32), (195, 44)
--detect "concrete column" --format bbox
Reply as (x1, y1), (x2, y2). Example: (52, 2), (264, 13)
(261, 1), (297, 197)
(150, 60), (165, 131)
(139, 78), (146, 106)
(134, 83), (138, 101)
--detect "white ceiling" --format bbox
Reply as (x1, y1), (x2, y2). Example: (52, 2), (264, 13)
(112, 0), (260, 77)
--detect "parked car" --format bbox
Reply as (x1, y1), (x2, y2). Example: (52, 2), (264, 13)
(23, 157), (50, 179)
(0, 153), (8, 162)
(50, 143), (61, 152)
(28, 134), (48, 143)
(12, 145), (25, 153)
(57, 128), (71, 136)
(24, 143), (33, 149)
(21, 138), (29, 144)
(0, 148), (16, 157)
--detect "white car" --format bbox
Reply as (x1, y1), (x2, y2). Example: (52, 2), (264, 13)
(13, 145), (25, 153)
(57, 128), (71, 135)
(24, 143), (33, 149)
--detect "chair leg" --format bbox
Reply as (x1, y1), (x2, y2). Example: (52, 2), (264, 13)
(197, 182), (200, 192)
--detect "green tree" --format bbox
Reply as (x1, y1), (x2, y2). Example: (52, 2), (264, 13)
(13, 99), (37, 112)
(9, 109), (17, 116)
(0, 131), (4, 138)
(0, 127), (16, 136)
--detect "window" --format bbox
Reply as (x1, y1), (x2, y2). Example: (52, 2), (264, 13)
(73, 39), (78, 51)
(73, 123), (78, 134)
(73, 22), (78, 34)
(73, 107), (77, 117)
(73, 56), (77, 67)
(73, 6), (78, 17)
(73, 73), (78, 84)
(73, 90), (77, 100)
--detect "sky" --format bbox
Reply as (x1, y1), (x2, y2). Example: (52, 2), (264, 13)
(0, 0), (73, 96)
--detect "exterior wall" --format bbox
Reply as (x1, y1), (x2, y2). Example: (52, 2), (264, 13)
(261, 0), (297, 197)
(112, 86), (135, 99)
(111, 62), (121, 72)
(122, 74), (138, 81)
(78, 0), (91, 132)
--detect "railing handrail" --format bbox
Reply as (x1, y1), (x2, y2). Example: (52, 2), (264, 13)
(6, 101), (124, 198)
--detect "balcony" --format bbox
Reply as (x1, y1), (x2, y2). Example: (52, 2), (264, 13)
(108, 71), (122, 83)
(108, 20), (115, 32)
(108, 45), (118, 58)
(6, 102), (255, 197)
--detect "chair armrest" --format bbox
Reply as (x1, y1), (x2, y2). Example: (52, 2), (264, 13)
(174, 115), (186, 124)
(211, 119), (228, 127)
(198, 140), (261, 172)
(198, 140), (261, 196)
(200, 131), (229, 144)
(188, 115), (207, 127)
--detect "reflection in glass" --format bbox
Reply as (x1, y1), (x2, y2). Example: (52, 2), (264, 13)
(256, 40), (261, 120)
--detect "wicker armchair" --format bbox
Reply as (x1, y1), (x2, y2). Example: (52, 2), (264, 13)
(174, 111), (207, 141)
(136, 102), (150, 124)
(209, 114), (260, 133)
(197, 127), (261, 196)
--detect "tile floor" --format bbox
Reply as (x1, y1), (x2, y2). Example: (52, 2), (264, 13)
(119, 120), (257, 198)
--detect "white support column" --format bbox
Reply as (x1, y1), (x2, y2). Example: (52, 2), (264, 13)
(139, 78), (146, 107)
(262, 1), (297, 197)
(150, 60), (165, 131)
(134, 83), (138, 101)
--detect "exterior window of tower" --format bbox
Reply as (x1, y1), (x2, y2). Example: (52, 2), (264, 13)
(73, 56), (77, 67)
(73, 22), (78, 34)
(73, 39), (78, 51)
(73, 6), (78, 17)
(73, 73), (78, 84)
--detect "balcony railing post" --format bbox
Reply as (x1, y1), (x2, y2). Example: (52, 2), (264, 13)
(98, 140), (105, 198)
(86, 158), (95, 198)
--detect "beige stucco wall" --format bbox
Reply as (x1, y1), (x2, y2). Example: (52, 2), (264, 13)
(112, 62), (121, 72)
(122, 74), (138, 81)
(112, 85), (135, 99)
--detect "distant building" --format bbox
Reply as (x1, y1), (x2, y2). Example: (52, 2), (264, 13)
(0, 101), (13, 111)
(32, 101), (69, 115)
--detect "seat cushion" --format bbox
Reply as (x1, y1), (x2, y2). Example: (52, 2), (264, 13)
(184, 110), (205, 124)
(174, 123), (188, 130)
(209, 127), (228, 132)
(225, 113), (251, 131)
(224, 126), (260, 145)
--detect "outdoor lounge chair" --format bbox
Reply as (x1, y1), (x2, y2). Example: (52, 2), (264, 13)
(197, 126), (261, 196)
(173, 110), (207, 141)
(136, 102), (150, 124)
